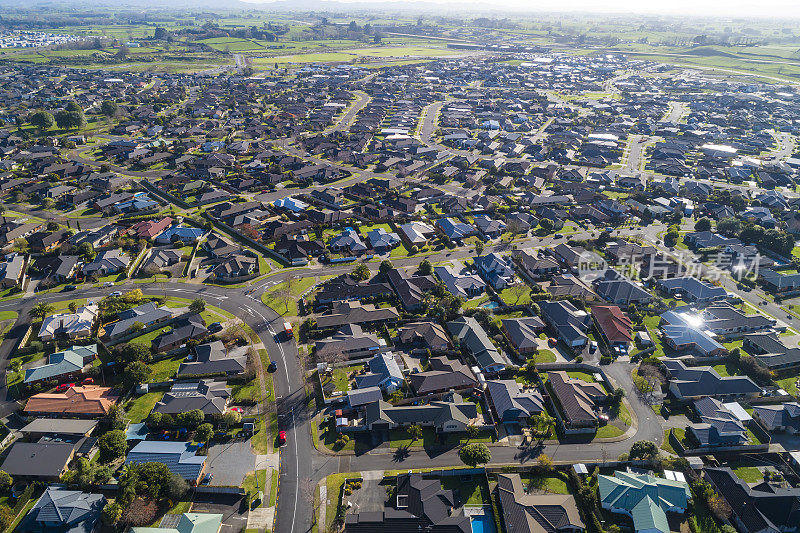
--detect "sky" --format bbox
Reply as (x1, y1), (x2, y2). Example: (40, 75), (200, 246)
(244, 0), (800, 18)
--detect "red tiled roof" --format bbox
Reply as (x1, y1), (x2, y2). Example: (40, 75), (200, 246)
(592, 305), (633, 344)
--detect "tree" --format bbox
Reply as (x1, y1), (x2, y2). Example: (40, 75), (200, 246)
(0, 471), (11, 492)
(165, 474), (189, 501)
(465, 424), (479, 441)
(352, 264), (370, 281)
(112, 343), (152, 364)
(147, 412), (163, 428)
(54, 110), (86, 130)
(664, 224), (680, 247)
(379, 260), (394, 276)
(98, 430), (128, 461)
(101, 502), (123, 525)
(407, 424), (423, 443)
(101, 100), (119, 117)
(223, 410), (242, 426)
(537, 453), (554, 471)
(458, 443), (491, 467)
(717, 217), (741, 237)
(189, 298), (206, 314)
(122, 289), (143, 304)
(539, 218), (555, 232)
(474, 240), (485, 255)
(0, 505), (12, 531)
(694, 217), (712, 232)
(123, 360), (152, 388)
(42, 197), (55, 210)
(419, 259), (433, 276)
(195, 423), (214, 444)
(629, 440), (659, 461)
(29, 301), (54, 321)
(178, 409), (205, 429)
(29, 110), (55, 132)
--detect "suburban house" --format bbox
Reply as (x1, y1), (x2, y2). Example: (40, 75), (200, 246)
(344, 472), (471, 533)
(408, 356), (478, 396)
(315, 324), (385, 361)
(397, 321), (452, 351)
(39, 304), (99, 341)
(759, 269), (800, 293)
(366, 228), (401, 253)
(599, 471), (691, 533)
(446, 316), (506, 374)
(434, 265), (486, 300)
(0, 254), (25, 288)
(591, 305), (632, 349)
(177, 340), (248, 378)
(662, 360), (761, 401)
(486, 379), (545, 424)
(316, 301), (399, 329)
(125, 441), (206, 483)
(705, 467), (800, 533)
(399, 221), (436, 245)
(19, 419), (97, 439)
(24, 386), (120, 417)
(1, 440), (84, 481)
(752, 402), (800, 434)
(19, 486), (105, 533)
(130, 513), (223, 533)
(151, 315), (208, 353)
(513, 250), (561, 280)
(101, 302), (173, 341)
(687, 397), (748, 447)
(358, 392), (479, 433)
(539, 300), (591, 351)
(594, 277), (652, 305)
(316, 275), (393, 305)
(496, 473), (584, 533)
(436, 217), (476, 242)
(657, 277), (727, 303)
(743, 333), (800, 372)
(24, 344), (97, 385)
(501, 317), (546, 354)
(474, 253), (515, 289)
(354, 353), (404, 392)
(548, 371), (608, 431)
(152, 380), (231, 416)
(386, 268), (438, 311)
(81, 249), (130, 277)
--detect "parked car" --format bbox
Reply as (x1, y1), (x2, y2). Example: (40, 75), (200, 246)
(267, 361), (278, 373)
(277, 430), (287, 446)
(589, 341), (598, 354)
(81, 377), (94, 385)
(208, 322), (223, 334)
(547, 337), (557, 347)
(110, 291), (122, 297)
(201, 473), (213, 485)
(103, 281), (114, 287)
(63, 285), (77, 292)
(55, 383), (75, 392)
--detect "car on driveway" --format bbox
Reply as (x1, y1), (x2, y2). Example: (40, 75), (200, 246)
(55, 383), (75, 392)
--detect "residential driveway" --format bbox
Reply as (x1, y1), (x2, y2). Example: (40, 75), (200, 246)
(191, 493), (248, 532)
(204, 441), (255, 486)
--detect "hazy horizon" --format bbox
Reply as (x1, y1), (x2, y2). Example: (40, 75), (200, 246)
(239, 0), (800, 19)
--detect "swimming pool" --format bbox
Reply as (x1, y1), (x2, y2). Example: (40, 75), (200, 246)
(470, 514), (496, 533)
(480, 301), (500, 309)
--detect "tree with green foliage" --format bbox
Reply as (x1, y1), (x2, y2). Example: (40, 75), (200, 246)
(54, 110), (86, 130)
(195, 423), (214, 445)
(189, 298), (206, 314)
(419, 259), (433, 276)
(352, 264), (370, 281)
(178, 409), (205, 429)
(694, 217), (712, 232)
(0, 471), (11, 492)
(664, 224), (680, 247)
(123, 360), (152, 388)
(465, 424), (479, 441)
(101, 502), (123, 525)
(29, 302), (54, 321)
(112, 343), (152, 364)
(98, 430), (128, 461)
(101, 100), (119, 117)
(379, 260), (394, 276)
(223, 410), (242, 426)
(458, 443), (491, 467)
(29, 110), (55, 132)
(629, 440), (659, 461)
(717, 217), (741, 237)
(407, 424), (423, 443)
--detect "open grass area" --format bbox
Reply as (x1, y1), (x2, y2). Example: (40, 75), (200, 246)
(519, 471), (571, 494)
(243, 469), (269, 508)
(440, 475), (490, 506)
(661, 428), (684, 455)
(732, 464), (763, 483)
(775, 372), (800, 397)
(124, 392), (164, 423)
(261, 276), (317, 316)
(148, 355), (184, 382)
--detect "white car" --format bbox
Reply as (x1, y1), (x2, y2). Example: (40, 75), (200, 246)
(103, 281), (115, 287)
(110, 291), (123, 297)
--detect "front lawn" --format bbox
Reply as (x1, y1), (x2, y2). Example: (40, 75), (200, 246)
(124, 392), (164, 423)
(440, 475), (490, 506)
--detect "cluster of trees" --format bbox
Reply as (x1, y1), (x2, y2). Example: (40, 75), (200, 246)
(28, 101), (86, 132)
(103, 462), (189, 527)
(729, 348), (773, 385)
(717, 217), (795, 257)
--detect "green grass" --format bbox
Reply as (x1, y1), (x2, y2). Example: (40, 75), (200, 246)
(0, 310), (18, 321)
(389, 427), (495, 448)
(440, 475), (490, 506)
(243, 469), (269, 508)
(732, 465), (763, 483)
(566, 371), (596, 382)
(147, 355), (184, 382)
(261, 277), (317, 316)
(535, 349), (557, 363)
(712, 361), (741, 377)
(661, 428), (683, 455)
(519, 471), (570, 494)
(232, 377), (261, 403)
(498, 285), (532, 306)
(124, 392), (164, 423)
(325, 473), (350, 532)
(775, 373), (800, 397)
(270, 469), (279, 507)
(595, 423), (625, 439)
(129, 325), (171, 346)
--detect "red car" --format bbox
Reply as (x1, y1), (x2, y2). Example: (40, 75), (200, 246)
(277, 431), (287, 446)
(55, 383), (75, 392)
(547, 338), (557, 347)
(230, 407), (243, 414)
(82, 377), (94, 385)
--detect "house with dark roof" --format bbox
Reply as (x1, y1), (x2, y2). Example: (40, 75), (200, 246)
(548, 371), (607, 431)
(501, 317), (546, 354)
(408, 357), (478, 396)
(125, 441), (206, 483)
(19, 487), (105, 533)
(315, 324), (384, 361)
(547, 274), (599, 301)
(397, 321), (451, 351)
(687, 397), (748, 447)
(102, 302), (173, 341)
(744, 333), (800, 372)
(474, 253), (515, 289)
(594, 277), (652, 305)
(1, 439), (83, 480)
(753, 402), (800, 434)
(151, 315), (208, 353)
(387, 268), (438, 311)
(513, 249), (560, 280)
(495, 473), (584, 533)
(446, 316), (505, 374)
(662, 359), (761, 401)
(354, 353), (404, 392)
(657, 277), (727, 303)
(704, 467), (800, 533)
(360, 392), (479, 433)
(539, 300), (591, 351)
(316, 301), (399, 329)
(177, 341), (247, 378)
(153, 380), (231, 416)
(315, 275), (393, 305)
(486, 380), (545, 423)
(344, 472), (471, 533)
(759, 269), (800, 293)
